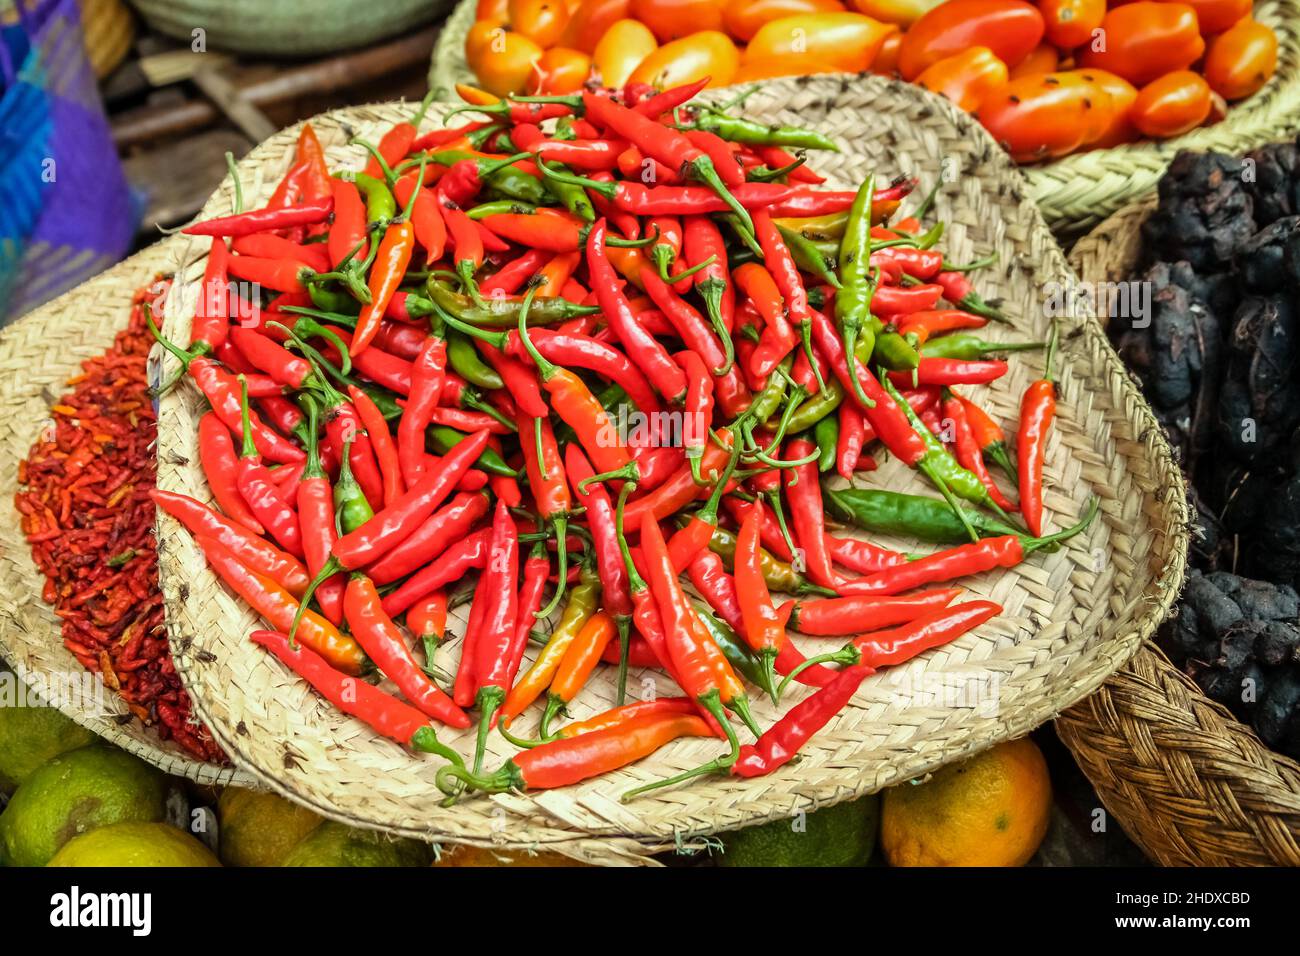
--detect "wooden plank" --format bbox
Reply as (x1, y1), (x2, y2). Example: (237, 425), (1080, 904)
(124, 129), (254, 234)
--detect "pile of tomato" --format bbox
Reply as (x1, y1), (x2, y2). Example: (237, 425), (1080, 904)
(463, 0), (1280, 162)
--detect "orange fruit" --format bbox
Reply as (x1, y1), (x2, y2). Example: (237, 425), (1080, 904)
(881, 736), (1051, 867)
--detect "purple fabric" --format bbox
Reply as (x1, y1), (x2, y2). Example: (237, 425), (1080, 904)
(2, 0), (135, 322)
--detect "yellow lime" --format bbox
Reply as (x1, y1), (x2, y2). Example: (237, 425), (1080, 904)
(0, 744), (165, 867)
(49, 821), (220, 866)
(281, 822), (431, 867)
(718, 795), (880, 866)
(217, 787), (323, 867)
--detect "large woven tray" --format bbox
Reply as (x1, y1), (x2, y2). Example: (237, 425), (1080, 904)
(152, 75), (1187, 863)
(1058, 197), (1300, 867)
(429, 0), (1300, 237)
(0, 236), (251, 788)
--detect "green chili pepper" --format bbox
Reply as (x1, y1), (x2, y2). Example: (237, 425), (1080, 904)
(427, 280), (595, 328)
(306, 282), (361, 315)
(785, 377), (844, 434)
(866, 316), (919, 371)
(691, 111), (839, 152)
(705, 526), (834, 597)
(428, 425), (516, 477)
(334, 440), (374, 534)
(813, 416), (839, 473)
(467, 199), (537, 220)
(824, 486), (1019, 544)
(696, 605), (779, 703)
(836, 176), (877, 407)
(879, 372), (1008, 518)
(748, 355), (793, 426)
(778, 224), (840, 288)
(353, 172), (397, 226)
(446, 330), (505, 389)
(539, 160), (596, 222)
(920, 334), (1044, 360)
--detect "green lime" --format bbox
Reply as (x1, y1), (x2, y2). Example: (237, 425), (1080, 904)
(281, 822), (431, 867)
(0, 744), (165, 867)
(0, 684), (97, 786)
(718, 795), (880, 867)
(49, 821), (220, 867)
(218, 787), (323, 867)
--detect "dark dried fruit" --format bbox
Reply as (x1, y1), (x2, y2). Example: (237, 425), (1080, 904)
(1141, 151), (1256, 271)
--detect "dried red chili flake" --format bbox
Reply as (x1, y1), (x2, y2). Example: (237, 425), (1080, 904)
(14, 278), (226, 764)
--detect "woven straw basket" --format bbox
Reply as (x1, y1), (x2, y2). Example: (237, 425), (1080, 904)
(429, 0), (1300, 237)
(1057, 197), (1300, 867)
(0, 235), (252, 788)
(151, 75), (1187, 864)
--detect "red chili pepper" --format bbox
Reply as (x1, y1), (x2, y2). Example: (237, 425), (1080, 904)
(345, 574), (470, 728)
(464, 501), (520, 767)
(887, 357), (1008, 387)
(190, 238), (230, 352)
(851, 601), (1002, 667)
(439, 195), (485, 293)
(197, 411), (264, 534)
(872, 283), (944, 316)
(250, 630), (458, 758)
(836, 537), (1033, 596)
(406, 591), (448, 640)
(381, 527), (491, 617)
(836, 401), (866, 479)
(197, 536), (363, 673)
(234, 378), (303, 558)
(635, 78), (711, 116)
(232, 234), (332, 273)
(897, 309), (987, 340)
(639, 264), (729, 375)
(353, 191), (421, 357)
(328, 179), (369, 268)
(824, 534), (907, 575)
(683, 129), (745, 188)
(957, 390), (1017, 482)
(787, 588), (961, 635)
(517, 408), (573, 616)
(225, 254), (310, 294)
(942, 390), (1015, 512)
(363, 96), (431, 179)
(398, 336), (446, 486)
(151, 488), (308, 596)
(734, 502), (790, 700)
(393, 170), (447, 262)
(228, 327), (312, 389)
(783, 437), (838, 590)
(513, 122), (624, 170)
(751, 143), (825, 184)
(480, 248), (550, 296)
(348, 385), (404, 506)
(621, 430), (734, 526)
(1018, 324), (1058, 537)
(183, 195), (333, 237)
(731, 665), (874, 778)
(365, 490), (489, 585)
(507, 541), (553, 693)
(291, 399), (345, 624)
(319, 391), (385, 508)
(506, 327), (660, 412)
(683, 214), (734, 356)
(587, 219), (686, 403)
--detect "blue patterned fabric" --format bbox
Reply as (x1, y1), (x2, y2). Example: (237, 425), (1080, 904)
(0, 0), (136, 323)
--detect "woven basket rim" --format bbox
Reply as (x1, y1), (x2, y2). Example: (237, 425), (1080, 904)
(1060, 197), (1300, 867)
(0, 236), (255, 789)
(429, 0), (1300, 236)
(150, 74), (1189, 861)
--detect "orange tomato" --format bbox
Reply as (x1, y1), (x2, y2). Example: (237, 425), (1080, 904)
(848, 0), (944, 28)
(472, 30), (546, 96)
(630, 0), (724, 42)
(898, 0), (1045, 80)
(1204, 18), (1278, 100)
(733, 54), (842, 81)
(466, 19), (507, 66)
(873, 28), (903, 73)
(977, 70), (1108, 161)
(593, 19), (658, 86)
(508, 0), (571, 47)
(723, 0), (846, 42)
(915, 47), (1009, 112)
(627, 30), (739, 87)
(746, 12), (897, 72)
(1039, 0), (1103, 49)
(1078, 3), (1204, 87)
(561, 0), (631, 52)
(1175, 0), (1252, 35)
(1009, 43), (1058, 78)
(1079, 68), (1139, 146)
(531, 46), (593, 93)
(477, 0), (510, 17)
(1130, 70), (1213, 137)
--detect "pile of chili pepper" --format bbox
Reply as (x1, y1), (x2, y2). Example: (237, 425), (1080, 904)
(151, 80), (1096, 800)
(15, 282), (225, 763)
